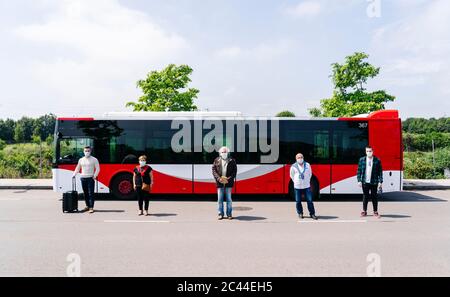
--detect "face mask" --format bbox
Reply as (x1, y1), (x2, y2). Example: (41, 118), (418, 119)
(297, 158), (304, 164)
(366, 151), (373, 158)
(139, 161), (146, 167)
(84, 151), (91, 157)
(220, 152), (228, 160)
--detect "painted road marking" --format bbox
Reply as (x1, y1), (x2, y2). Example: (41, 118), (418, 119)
(104, 220), (170, 223)
(298, 219), (367, 223)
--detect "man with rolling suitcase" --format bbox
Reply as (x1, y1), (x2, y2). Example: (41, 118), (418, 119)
(72, 146), (100, 214)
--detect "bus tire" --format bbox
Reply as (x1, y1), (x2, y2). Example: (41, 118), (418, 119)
(110, 173), (136, 200)
(288, 176), (320, 201)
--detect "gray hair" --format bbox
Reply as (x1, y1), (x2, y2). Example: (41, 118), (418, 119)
(219, 146), (229, 154)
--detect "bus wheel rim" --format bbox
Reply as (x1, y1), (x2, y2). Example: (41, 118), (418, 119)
(118, 180), (132, 195)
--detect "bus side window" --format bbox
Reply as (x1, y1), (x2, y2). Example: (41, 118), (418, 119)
(314, 131), (330, 162)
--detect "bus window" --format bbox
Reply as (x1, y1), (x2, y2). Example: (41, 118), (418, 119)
(279, 120), (330, 164)
(58, 138), (93, 164)
(331, 121), (368, 164)
(314, 131), (330, 161)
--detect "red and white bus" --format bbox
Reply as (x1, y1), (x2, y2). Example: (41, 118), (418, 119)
(52, 110), (403, 199)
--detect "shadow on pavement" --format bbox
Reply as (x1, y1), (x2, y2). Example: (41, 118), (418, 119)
(73, 191), (447, 203)
(92, 210), (126, 213)
(380, 191), (447, 202)
(149, 213), (177, 217)
(233, 216), (267, 221)
(379, 214), (411, 219)
(317, 216), (339, 220)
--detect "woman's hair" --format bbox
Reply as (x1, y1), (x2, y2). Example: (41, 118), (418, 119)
(138, 155), (147, 161)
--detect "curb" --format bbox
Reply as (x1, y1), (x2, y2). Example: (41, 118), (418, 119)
(0, 186), (53, 190)
(403, 185), (450, 190)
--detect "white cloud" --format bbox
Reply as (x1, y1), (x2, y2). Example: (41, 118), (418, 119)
(285, 1), (322, 18)
(215, 40), (293, 61)
(371, 0), (450, 94)
(13, 0), (188, 113)
(215, 46), (242, 59)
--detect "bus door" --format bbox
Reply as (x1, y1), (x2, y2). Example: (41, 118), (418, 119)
(330, 121), (369, 194)
(233, 119), (283, 194)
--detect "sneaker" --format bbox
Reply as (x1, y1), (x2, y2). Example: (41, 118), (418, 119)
(89, 208), (94, 214)
(83, 207), (90, 212)
(144, 211), (149, 216)
(310, 214), (318, 220)
(374, 212), (381, 219)
(227, 216), (233, 220)
(360, 211), (367, 217)
(218, 215), (224, 220)
(298, 214), (304, 219)
(138, 211), (144, 216)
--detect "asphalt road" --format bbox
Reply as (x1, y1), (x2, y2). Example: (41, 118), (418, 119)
(0, 190), (449, 277)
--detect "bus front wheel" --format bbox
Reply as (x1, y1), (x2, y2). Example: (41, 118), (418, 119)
(110, 173), (136, 200)
(288, 177), (320, 201)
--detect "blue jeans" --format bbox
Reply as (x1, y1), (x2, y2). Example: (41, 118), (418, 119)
(81, 177), (95, 208)
(294, 187), (315, 215)
(217, 187), (232, 217)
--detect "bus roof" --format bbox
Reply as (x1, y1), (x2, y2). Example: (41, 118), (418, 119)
(56, 110), (399, 121)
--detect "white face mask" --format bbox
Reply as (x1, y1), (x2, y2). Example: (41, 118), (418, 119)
(220, 152), (228, 160)
(297, 158), (304, 165)
(139, 161), (146, 167)
(366, 151), (373, 158)
(84, 151), (91, 157)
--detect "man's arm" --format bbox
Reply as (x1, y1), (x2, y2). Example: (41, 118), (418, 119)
(227, 160), (237, 180)
(73, 159), (81, 177)
(378, 159), (383, 184)
(212, 160), (221, 182)
(93, 158), (100, 179)
(356, 158), (363, 183)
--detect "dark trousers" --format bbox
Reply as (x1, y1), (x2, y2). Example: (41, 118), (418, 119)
(294, 187), (315, 215)
(362, 183), (378, 212)
(81, 177), (95, 208)
(136, 187), (150, 211)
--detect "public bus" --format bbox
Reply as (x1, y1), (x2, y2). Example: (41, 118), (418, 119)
(52, 110), (403, 199)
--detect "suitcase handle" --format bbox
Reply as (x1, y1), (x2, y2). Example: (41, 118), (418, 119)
(72, 176), (76, 192)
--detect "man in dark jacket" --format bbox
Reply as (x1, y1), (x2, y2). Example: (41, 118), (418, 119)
(357, 146), (383, 218)
(212, 146), (237, 220)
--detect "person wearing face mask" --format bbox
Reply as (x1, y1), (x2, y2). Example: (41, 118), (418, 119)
(290, 153), (318, 220)
(133, 155), (154, 216)
(357, 146), (383, 218)
(212, 147), (237, 220)
(72, 146), (100, 214)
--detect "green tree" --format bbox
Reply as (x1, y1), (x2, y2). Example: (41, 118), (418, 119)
(126, 64), (199, 112)
(310, 52), (395, 117)
(275, 111), (296, 117)
(34, 114), (56, 140)
(0, 119), (15, 142)
(14, 117), (35, 143)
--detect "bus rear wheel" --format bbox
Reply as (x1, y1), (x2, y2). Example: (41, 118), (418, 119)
(288, 177), (320, 201)
(110, 173), (136, 200)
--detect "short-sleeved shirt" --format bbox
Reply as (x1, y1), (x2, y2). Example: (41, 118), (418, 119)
(365, 157), (373, 184)
(133, 165), (152, 187)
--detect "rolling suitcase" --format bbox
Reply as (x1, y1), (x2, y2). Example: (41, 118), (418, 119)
(63, 177), (79, 213)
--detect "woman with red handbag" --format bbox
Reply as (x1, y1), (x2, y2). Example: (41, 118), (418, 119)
(133, 155), (154, 216)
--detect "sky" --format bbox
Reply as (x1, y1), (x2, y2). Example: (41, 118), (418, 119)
(0, 0), (449, 120)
